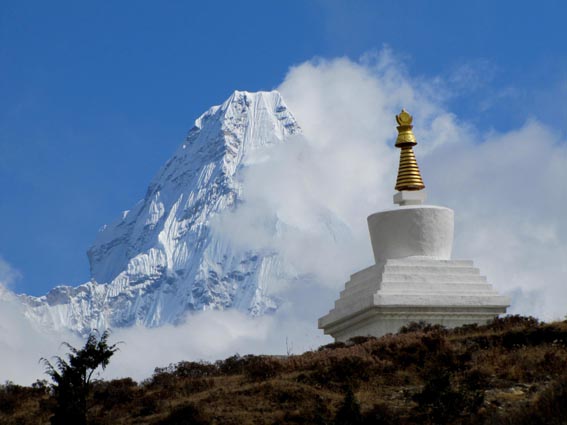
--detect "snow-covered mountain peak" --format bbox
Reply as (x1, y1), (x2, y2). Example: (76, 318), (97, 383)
(89, 89), (300, 285)
(19, 90), (302, 335)
(160, 90), (297, 188)
(194, 90), (294, 138)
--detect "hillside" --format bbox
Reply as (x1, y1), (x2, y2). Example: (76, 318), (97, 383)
(2, 316), (567, 425)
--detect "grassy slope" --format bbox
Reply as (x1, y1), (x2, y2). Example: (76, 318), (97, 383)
(2, 316), (567, 425)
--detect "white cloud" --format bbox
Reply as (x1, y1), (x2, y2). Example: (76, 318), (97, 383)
(218, 50), (567, 322)
(214, 52), (463, 293)
(425, 120), (567, 319)
(0, 289), (327, 384)
(0, 288), (80, 385)
(0, 256), (22, 289)
(278, 53), (566, 321)
(106, 308), (328, 382)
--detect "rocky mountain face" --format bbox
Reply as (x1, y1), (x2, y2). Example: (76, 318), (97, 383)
(19, 91), (301, 335)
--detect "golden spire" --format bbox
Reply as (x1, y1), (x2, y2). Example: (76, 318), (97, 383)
(394, 109), (425, 191)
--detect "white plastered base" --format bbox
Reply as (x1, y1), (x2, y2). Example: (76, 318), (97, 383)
(318, 257), (510, 342)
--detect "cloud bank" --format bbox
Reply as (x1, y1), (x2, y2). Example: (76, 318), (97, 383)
(0, 286), (79, 384)
(0, 255), (22, 289)
(2, 49), (566, 384)
(276, 51), (566, 321)
(0, 291), (327, 384)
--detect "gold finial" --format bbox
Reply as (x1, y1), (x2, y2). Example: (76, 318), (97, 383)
(396, 109), (413, 126)
(394, 109), (425, 191)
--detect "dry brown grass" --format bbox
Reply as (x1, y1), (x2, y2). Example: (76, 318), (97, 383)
(2, 316), (567, 424)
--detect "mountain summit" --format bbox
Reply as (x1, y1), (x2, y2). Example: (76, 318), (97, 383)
(20, 91), (301, 334)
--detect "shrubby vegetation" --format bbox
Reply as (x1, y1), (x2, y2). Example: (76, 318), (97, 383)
(41, 330), (119, 425)
(1, 315), (567, 424)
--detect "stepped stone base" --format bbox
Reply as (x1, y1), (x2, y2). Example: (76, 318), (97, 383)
(318, 258), (509, 342)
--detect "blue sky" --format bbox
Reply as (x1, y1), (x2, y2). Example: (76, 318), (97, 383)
(1, 0), (566, 296)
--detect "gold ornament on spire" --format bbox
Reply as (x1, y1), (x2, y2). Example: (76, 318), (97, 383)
(394, 109), (425, 191)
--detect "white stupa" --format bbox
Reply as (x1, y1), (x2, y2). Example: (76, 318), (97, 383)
(319, 110), (509, 342)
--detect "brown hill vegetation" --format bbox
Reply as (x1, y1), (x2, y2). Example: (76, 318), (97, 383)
(2, 315), (567, 424)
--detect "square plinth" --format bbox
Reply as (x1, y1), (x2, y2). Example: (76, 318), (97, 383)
(318, 258), (510, 342)
(393, 190), (427, 206)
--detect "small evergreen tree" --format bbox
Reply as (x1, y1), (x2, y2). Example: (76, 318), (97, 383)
(41, 330), (118, 425)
